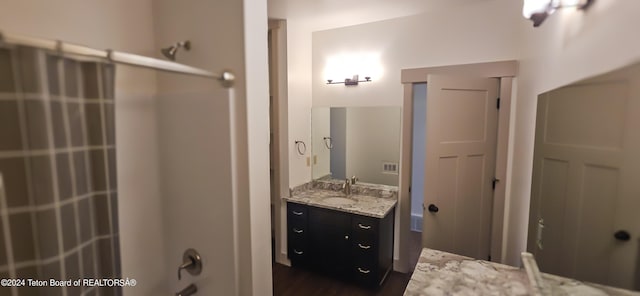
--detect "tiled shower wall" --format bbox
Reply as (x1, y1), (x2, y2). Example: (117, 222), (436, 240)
(0, 47), (121, 296)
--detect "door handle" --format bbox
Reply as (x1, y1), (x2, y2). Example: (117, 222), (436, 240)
(293, 228), (303, 234)
(614, 230), (631, 241)
(427, 204), (439, 213)
(177, 249), (202, 280)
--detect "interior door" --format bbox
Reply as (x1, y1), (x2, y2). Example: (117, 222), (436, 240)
(528, 65), (640, 289)
(422, 75), (499, 260)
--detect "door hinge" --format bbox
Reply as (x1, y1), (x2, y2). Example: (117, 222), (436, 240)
(492, 178), (500, 190)
(409, 186), (411, 193)
(496, 97), (501, 109)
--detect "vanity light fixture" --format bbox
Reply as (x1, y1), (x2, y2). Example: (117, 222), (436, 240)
(523, 0), (594, 27)
(326, 75), (372, 86)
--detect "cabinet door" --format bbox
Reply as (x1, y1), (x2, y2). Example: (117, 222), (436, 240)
(308, 207), (352, 277)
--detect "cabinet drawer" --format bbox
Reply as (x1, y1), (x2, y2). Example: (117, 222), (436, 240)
(352, 215), (378, 241)
(352, 264), (378, 286)
(287, 202), (308, 223)
(288, 245), (308, 262)
(288, 223), (307, 241)
(288, 236), (309, 263)
(351, 240), (377, 259)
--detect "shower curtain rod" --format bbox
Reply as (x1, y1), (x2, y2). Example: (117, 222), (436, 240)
(0, 31), (235, 87)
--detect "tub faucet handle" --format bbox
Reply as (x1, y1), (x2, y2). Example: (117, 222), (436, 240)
(177, 248), (202, 280)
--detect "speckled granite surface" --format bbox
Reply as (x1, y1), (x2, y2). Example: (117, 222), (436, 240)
(405, 248), (640, 296)
(285, 180), (397, 218)
(290, 179), (398, 199)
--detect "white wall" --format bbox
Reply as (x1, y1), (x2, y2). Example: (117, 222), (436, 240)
(285, 23), (315, 187)
(0, 1), (165, 294)
(311, 108), (331, 178)
(154, 0), (272, 294)
(312, 0), (522, 108)
(505, 0), (640, 266)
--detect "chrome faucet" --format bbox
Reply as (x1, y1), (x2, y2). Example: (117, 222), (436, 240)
(342, 178), (352, 196)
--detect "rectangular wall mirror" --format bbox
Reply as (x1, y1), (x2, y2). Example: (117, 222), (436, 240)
(528, 62), (640, 291)
(311, 106), (401, 186)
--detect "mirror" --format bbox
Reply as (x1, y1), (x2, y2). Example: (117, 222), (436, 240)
(528, 62), (640, 291)
(311, 107), (401, 186)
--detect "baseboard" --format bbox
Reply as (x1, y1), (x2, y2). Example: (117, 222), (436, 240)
(275, 253), (291, 267)
(410, 214), (423, 232)
(393, 258), (409, 273)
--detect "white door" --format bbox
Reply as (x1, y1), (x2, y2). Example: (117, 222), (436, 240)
(528, 65), (640, 290)
(422, 75), (499, 260)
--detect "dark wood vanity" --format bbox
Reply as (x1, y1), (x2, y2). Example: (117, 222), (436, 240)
(286, 202), (395, 287)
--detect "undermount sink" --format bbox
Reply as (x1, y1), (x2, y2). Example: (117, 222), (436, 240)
(323, 196), (356, 205)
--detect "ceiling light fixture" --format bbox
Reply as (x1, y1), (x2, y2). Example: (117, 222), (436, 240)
(523, 0), (594, 27)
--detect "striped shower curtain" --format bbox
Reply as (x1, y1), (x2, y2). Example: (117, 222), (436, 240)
(0, 45), (121, 296)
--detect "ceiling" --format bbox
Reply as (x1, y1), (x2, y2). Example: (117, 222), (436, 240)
(267, 0), (498, 31)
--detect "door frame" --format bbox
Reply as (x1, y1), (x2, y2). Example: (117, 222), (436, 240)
(397, 61), (517, 271)
(268, 19), (291, 266)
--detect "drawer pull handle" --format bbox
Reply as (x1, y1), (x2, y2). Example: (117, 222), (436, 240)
(358, 243), (371, 249)
(357, 267), (370, 274)
(292, 211), (303, 216)
(294, 249), (304, 255)
(358, 223), (371, 230)
(293, 228), (304, 234)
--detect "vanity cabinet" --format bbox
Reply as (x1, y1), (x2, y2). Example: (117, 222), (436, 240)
(286, 202), (395, 287)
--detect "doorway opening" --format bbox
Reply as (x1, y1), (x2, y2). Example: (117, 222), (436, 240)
(399, 61), (516, 271)
(409, 83), (427, 269)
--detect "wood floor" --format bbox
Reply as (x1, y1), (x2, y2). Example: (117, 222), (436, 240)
(271, 231), (422, 295)
(272, 263), (412, 296)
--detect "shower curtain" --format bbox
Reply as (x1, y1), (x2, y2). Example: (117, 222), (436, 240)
(0, 46), (121, 295)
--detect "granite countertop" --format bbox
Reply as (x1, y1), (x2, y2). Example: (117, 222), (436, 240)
(283, 189), (397, 218)
(405, 248), (640, 296)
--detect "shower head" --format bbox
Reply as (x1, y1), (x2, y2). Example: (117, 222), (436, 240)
(161, 40), (191, 61)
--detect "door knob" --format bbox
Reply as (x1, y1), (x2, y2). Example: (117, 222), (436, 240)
(614, 230), (631, 242)
(427, 204), (439, 213)
(178, 248), (202, 280)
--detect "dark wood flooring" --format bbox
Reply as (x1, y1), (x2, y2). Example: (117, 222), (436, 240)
(409, 231), (422, 271)
(272, 263), (412, 296)
(271, 231), (423, 295)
